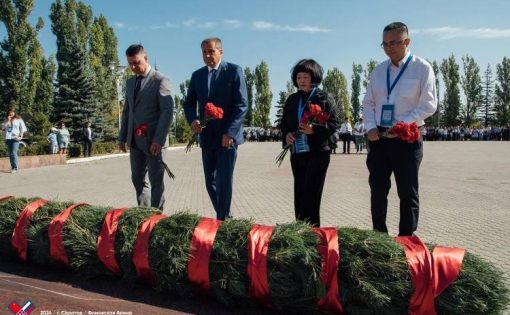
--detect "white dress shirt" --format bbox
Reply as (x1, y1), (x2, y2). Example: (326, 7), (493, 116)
(339, 122), (352, 134)
(354, 121), (365, 136)
(362, 51), (437, 131)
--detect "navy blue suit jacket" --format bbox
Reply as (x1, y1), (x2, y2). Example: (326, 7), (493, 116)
(183, 61), (248, 149)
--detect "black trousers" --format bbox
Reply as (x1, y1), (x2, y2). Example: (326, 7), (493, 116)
(366, 137), (423, 236)
(341, 134), (351, 153)
(83, 139), (92, 157)
(290, 150), (330, 227)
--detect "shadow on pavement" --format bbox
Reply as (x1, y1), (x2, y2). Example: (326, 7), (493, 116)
(0, 261), (284, 315)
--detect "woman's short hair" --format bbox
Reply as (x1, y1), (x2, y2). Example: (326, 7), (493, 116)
(291, 59), (324, 88)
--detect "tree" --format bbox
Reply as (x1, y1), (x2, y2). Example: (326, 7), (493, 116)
(351, 63), (363, 121)
(50, 0), (98, 142)
(461, 55), (482, 126)
(323, 67), (351, 122)
(244, 67), (255, 126)
(50, 0), (120, 142)
(34, 56), (56, 116)
(440, 55), (462, 126)
(0, 0), (50, 115)
(253, 60), (272, 128)
(171, 80), (192, 143)
(481, 64), (495, 127)
(89, 14), (119, 141)
(494, 57), (510, 127)
(426, 60), (441, 127)
(362, 59), (378, 91)
(274, 81), (295, 129)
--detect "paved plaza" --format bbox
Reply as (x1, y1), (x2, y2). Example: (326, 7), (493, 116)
(1, 141), (509, 314)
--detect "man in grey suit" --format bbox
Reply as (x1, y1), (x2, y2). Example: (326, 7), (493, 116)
(118, 44), (174, 209)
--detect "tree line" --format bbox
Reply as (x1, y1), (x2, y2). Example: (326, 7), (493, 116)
(1, 0), (509, 146)
(0, 0), (118, 144)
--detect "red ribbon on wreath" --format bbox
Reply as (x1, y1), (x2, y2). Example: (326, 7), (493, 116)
(187, 217), (223, 293)
(97, 208), (128, 275)
(395, 236), (465, 315)
(11, 199), (48, 261)
(48, 203), (88, 266)
(313, 227), (344, 314)
(132, 214), (167, 285)
(247, 224), (274, 308)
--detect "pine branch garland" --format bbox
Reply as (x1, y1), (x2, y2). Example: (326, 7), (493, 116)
(0, 198), (508, 314)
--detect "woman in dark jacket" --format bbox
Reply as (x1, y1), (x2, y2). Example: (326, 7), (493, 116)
(280, 59), (339, 226)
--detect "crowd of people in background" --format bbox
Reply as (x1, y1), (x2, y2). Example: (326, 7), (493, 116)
(1, 109), (96, 173)
(243, 127), (281, 142)
(422, 125), (510, 141)
(241, 121), (510, 158)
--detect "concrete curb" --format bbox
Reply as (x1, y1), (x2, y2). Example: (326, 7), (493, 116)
(67, 146), (183, 164)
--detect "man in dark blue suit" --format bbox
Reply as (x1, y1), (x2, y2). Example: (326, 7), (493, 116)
(184, 37), (248, 220)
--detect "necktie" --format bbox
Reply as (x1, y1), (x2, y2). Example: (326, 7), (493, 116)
(208, 69), (217, 97)
(134, 75), (142, 101)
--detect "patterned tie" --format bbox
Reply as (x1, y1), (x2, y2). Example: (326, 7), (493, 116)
(134, 75), (142, 101)
(208, 69), (217, 97)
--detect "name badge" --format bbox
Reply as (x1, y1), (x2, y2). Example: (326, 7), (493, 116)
(380, 104), (395, 127)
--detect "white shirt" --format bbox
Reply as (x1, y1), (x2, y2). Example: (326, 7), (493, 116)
(354, 121), (365, 136)
(339, 122), (352, 134)
(362, 51), (437, 131)
(2, 118), (27, 140)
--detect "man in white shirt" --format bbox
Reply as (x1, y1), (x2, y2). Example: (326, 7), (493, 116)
(339, 118), (352, 154)
(353, 118), (365, 153)
(362, 22), (437, 236)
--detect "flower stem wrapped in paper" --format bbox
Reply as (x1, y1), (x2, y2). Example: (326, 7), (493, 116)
(276, 104), (330, 167)
(380, 121), (421, 143)
(186, 102), (224, 152)
(134, 122), (175, 179)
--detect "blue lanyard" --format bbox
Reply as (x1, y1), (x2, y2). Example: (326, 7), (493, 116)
(297, 87), (316, 125)
(386, 54), (413, 102)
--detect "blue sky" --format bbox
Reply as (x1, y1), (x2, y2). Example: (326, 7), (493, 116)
(6, 0), (510, 119)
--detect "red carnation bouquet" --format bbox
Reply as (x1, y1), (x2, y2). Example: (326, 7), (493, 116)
(186, 102), (224, 152)
(134, 122), (175, 179)
(380, 122), (421, 143)
(275, 104), (330, 167)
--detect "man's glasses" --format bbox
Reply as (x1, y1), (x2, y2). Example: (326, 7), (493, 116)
(380, 39), (407, 49)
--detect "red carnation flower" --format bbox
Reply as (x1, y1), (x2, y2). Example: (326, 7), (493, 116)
(205, 102), (224, 119)
(186, 102), (224, 152)
(134, 122), (148, 137)
(308, 104), (322, 116)
(386, 122), (421, 143)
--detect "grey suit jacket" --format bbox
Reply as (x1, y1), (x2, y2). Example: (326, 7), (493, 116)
(119, 68), (174, 151)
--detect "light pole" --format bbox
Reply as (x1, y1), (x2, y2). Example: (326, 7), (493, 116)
(109, 61), (127, 131)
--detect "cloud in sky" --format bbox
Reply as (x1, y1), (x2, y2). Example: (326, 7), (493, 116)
(182, 18), (217, 29)
(222, 19), (243, 29)
(416, 27), (510, 39)
(116, 18), (330, 33)
(252, 21), (331, 33)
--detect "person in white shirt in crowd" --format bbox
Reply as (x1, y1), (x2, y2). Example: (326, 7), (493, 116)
(47, 127), (59, 154)
(339, 118), (352, 154)
(362, 22), (437, 236)
(1, 109), (27, 173)
(353, 117), (365, 153)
